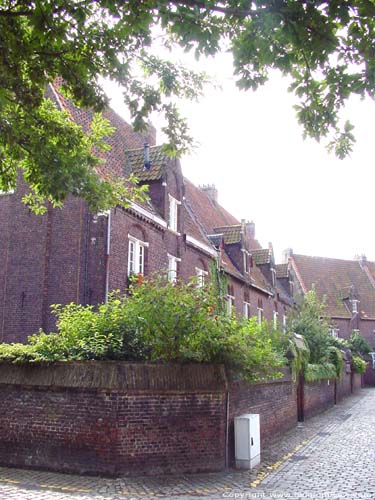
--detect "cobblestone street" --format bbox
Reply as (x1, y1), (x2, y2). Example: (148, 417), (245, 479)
(0, 388), (374, 500)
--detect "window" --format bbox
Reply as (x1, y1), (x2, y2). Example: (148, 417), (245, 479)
(226, 284), (235, 315)
(168, 195), (180, 233)
(257, 298), (263, 325)
(351, 300), (359, 314)
(273, 310), (279, 330)
(282, 314), (287, 333)
(271, 268), (276, 286)
(330, 328), (339, 338)
(226, 295), (235, 315)
(289, 281), (294, 297)
(0, 188), (14, 196)
(128, 236), (148, 276)
(168, 254), (180, 282)
(243, 250), (250, 274)
(243, 302), (251, 319)
(196, 267), (208, 287)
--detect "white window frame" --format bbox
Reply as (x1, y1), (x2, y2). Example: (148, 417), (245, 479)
(271, 268), (276, 286)
(257, 307), (263, 325)
(243, 301), (251, 319)
(226, 295), (235, 316)
(282, 314), (287, 333)
(330, 328), (339, 338)
(196, 267), (208, 288)
(168, 194), (181, 233)
(127, 235), (148, 277)
(351, 300), (359, 314)
(273, 310), (279, 330)
(168, 254), (181, 282)
(0, 188), (14, 196)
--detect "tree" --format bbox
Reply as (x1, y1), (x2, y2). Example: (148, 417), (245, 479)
(1, 1), (374, 210)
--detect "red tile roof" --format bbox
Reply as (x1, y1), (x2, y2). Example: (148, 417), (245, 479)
(48, 82), (154, 179)
(291, 254), (375, 319)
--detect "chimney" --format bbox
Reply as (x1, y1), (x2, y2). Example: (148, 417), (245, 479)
(200, 184), (218, 203)
(283, 248), (293, 263)
(355, 254), (367, 267)
(246, 221), (255, 238)
(143, 142), (152, 171)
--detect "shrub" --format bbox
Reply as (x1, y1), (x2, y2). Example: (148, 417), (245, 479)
(352, 355), (367, 374)
(305, 363), (337, 382)
(0, 276), (286, 382)
(348, 332), (372, 356)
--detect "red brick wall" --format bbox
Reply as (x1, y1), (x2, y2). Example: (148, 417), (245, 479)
(335, 369), (352, 402)
(304, 379), (335, 419)
(0, 362), (227, 476)
(0, 361), (362, 476)
(352, 373), (363, 391)
(228, 371), (297, 465)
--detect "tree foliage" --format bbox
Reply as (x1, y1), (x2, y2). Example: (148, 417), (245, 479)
(1, 0), (375, 208)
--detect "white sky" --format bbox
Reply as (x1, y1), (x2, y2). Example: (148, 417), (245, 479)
(104, 51), (375, 264)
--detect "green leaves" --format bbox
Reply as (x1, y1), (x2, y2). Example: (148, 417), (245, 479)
(1, 0), (374, 208)
(0, 275), (286, 382)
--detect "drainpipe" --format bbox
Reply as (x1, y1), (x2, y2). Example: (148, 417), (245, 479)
(105, 210), (111, 302)
(225, 390), (230, 468)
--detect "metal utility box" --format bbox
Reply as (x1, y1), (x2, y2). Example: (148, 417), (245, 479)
(234, 413), (260, 469)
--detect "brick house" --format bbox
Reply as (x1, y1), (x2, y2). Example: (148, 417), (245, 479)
(0, 84), (293, 343)
(285, 250), (375, 346)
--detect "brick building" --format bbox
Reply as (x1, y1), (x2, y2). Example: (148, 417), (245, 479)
(285, 250), (375, 351)
(0, 84), (293, 343)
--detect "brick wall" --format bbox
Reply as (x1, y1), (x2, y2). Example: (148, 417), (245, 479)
(0, 362), (227, 476)
(352, 372), (363, 391)
(336, 367), (355, 402)
(0, 361), (363, 476)
(303, 379), (335, 419)
(227, 370), (297, 465)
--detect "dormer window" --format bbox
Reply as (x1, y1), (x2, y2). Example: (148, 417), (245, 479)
(351, 300), (359, 314)
(168, 195), (180, 233)
(271, 268), (276, 286)
(243, 250), (250, 274)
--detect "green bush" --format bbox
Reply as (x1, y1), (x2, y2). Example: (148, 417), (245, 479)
(288, 290), (333, 364)
(0, 276), (286, 382)
(348, 332), (372, 356)
(305, 363), (337, 382)
(352, 355), (367, 374)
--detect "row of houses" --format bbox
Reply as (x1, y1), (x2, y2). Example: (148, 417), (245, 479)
(1, 82), (375, 358)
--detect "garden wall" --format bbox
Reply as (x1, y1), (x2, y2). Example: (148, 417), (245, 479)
(228, 369), (297, 466)
(0, 362), (227, 476)
(0, 362), (363, 476)
(335, 369), (352, 402)
(303, 379), (335, 419)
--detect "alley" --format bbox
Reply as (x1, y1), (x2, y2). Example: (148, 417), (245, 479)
(0, 388), (374, 500)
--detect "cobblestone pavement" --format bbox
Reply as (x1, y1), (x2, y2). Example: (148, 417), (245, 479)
(0, 388), (374, 500)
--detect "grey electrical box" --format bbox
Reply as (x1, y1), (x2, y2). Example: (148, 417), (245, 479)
(234, 413), (260, 469)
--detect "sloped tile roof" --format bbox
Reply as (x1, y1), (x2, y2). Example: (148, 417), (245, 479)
(252, 248), (271, 265)
(214, 225), (242, 244)
(276, 263), (289, 278)
(184, 178), (239, 233)
(291, 254), (375, 319)
(124, 145), (167, 181)
(48, 82), (150, 180)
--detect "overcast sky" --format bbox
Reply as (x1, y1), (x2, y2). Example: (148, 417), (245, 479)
(104, 51), (375, 264)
